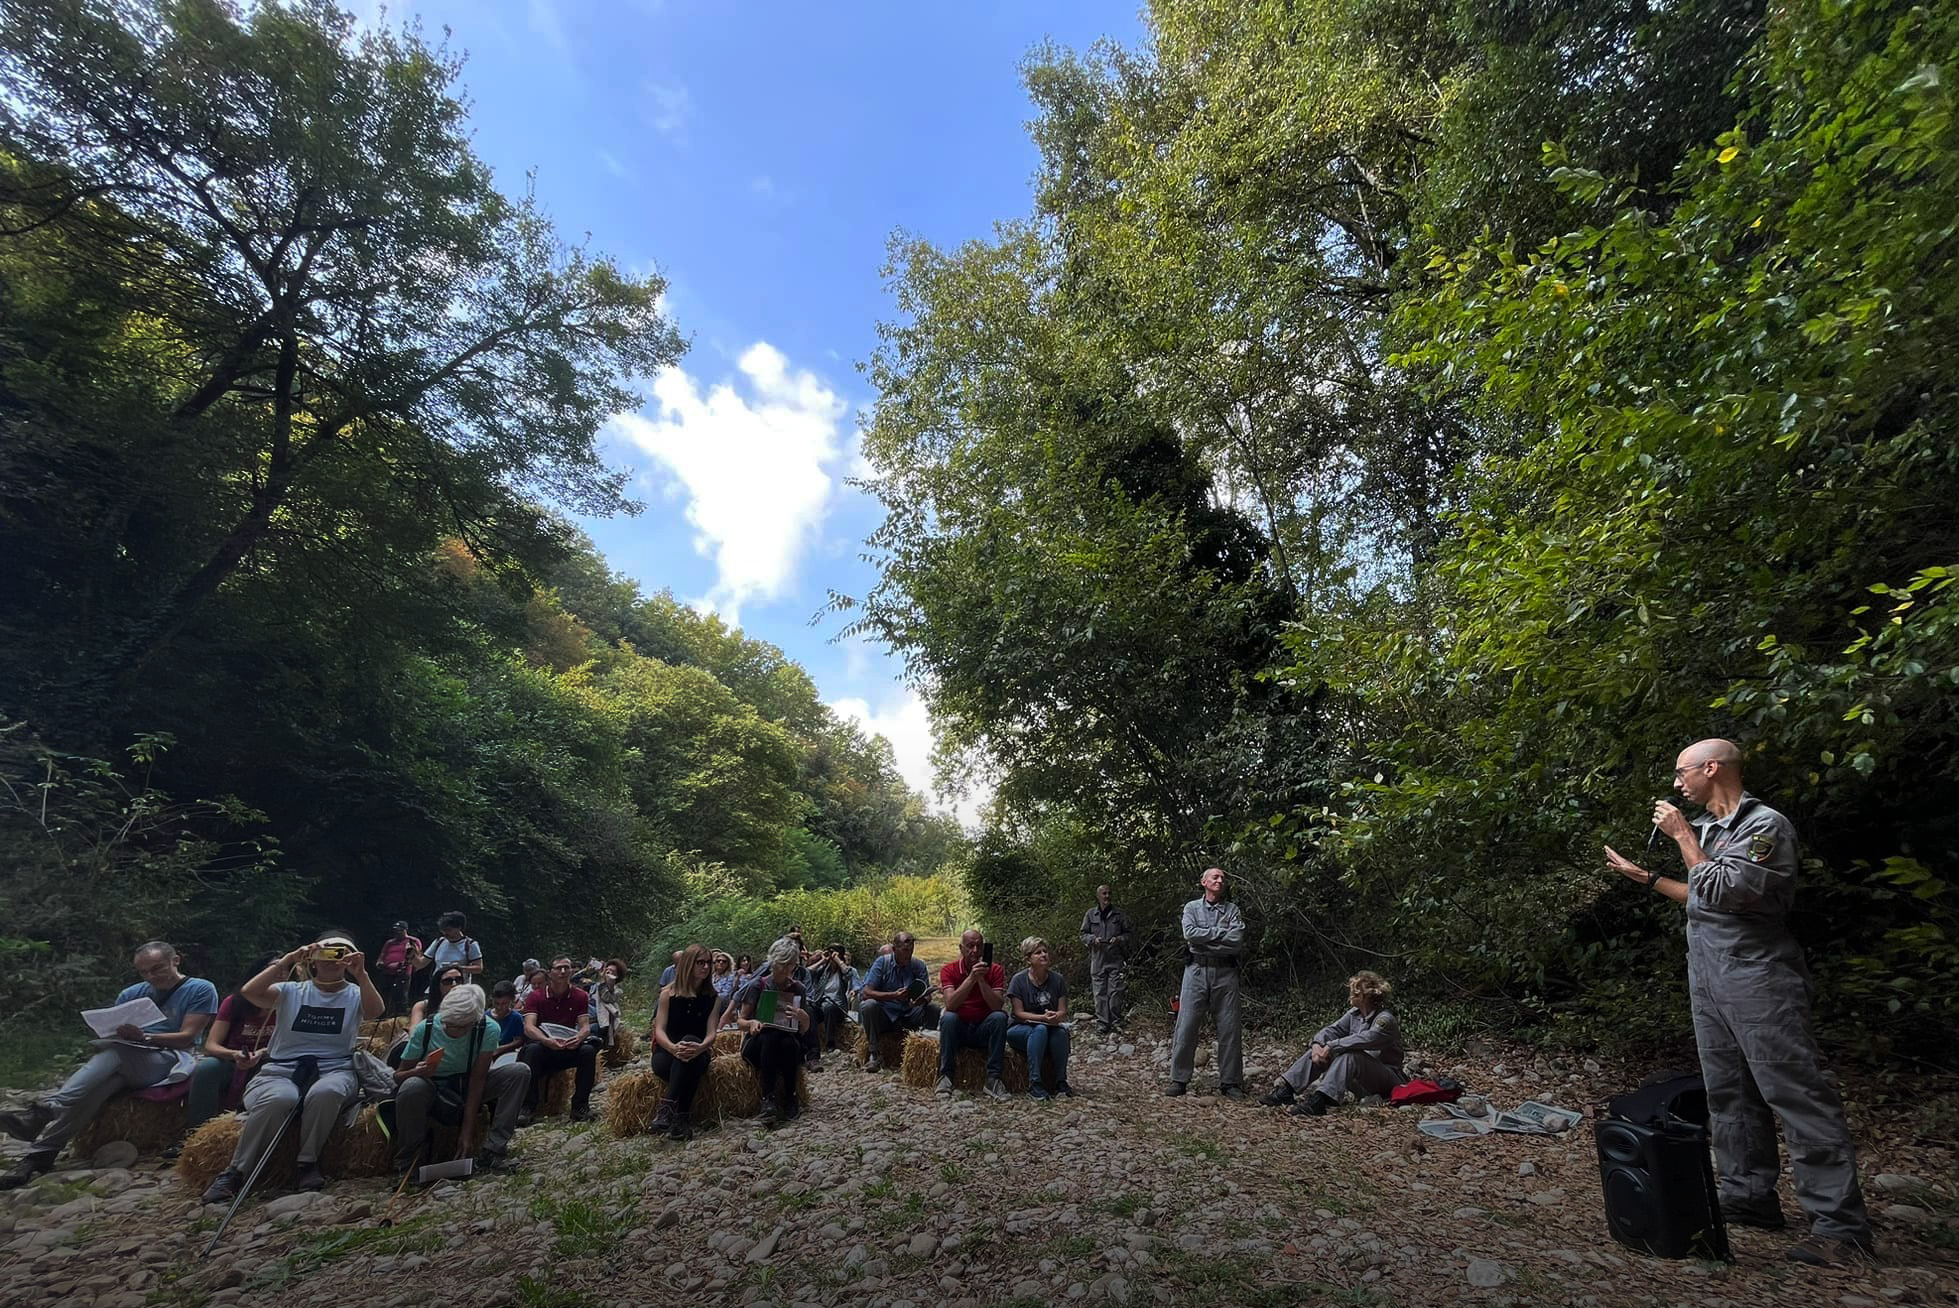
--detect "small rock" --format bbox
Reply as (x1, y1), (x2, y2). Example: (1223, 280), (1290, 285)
(1453, 1207), (1487, 1219)
(908, 1231), (936, 1257)
(1119, 1044), (1136, 1056)
(1529, 1189), (1566, 1206)
(1466, 1258), (1511, 1288)
(1517, 1162), (1536, 1178)
(89, 1142), (139, 1171)
(746, 1227), (782, 1263)
(1582, 1058), (1601, 1073)
(1872, 1173), (1922, 1193)
(1840, 1297), (1877, 1308)
(1883, 1204), (1932, 1225)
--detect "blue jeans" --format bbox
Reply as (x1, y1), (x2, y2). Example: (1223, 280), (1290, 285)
(1006, 1022), (1071, 1091)
(938, 1009), (1008, 1079)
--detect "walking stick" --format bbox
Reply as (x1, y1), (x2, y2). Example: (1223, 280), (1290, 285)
(203, 1055), (319, 1255)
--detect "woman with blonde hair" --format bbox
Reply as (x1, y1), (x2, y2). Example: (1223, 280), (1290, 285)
(1260, 970), (1406, 1116)
(648, 943), (724, 1139)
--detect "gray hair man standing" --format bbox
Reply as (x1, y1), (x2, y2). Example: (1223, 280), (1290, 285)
(1164, 867), (1245, 1099)
(1079, 884), (1133, 1035)
(1604, 738), (1873, 1267)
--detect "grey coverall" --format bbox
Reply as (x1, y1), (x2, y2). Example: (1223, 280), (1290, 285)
(1685, 792), (1870, 1242)
(1279, 1007), (1407, 1102)
(1169, 896), (1245, 1089)
(1079, 903), (1133, 1029)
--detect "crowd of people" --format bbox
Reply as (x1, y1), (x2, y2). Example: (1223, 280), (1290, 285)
(0, 743), (1878, 1270)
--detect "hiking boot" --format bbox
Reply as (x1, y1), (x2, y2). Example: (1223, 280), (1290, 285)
(1054, 1081), (1076, 1098)
(1289, 1092), (1335, 1117)
(200, 1169), (244, 1205)
(650, 1098), (677, 1133)
(757, 1097), (779, 1125)
(294, 1161), (326, 1191)
(865, 1054), (883, 1073)
(1029, 1084), (1051, 1101)
(1260, 1083), (1296, 1107)
(1785, 1234), (1875, 1267)
(983, 1077), (1009, 1102)
(0, 1153), (52, 1192)
(669, 1110), (693, 1142)
(935, 1075), (954, 1097)
(0, 1103), (50, 1144)
(781, 1096), (802, 1123)
(568, 1104), (594, 1123)
(1221, 1085), (1247, 1101)
(516, 1108), (536, 1128)
(483, 1150), (519, 1174)
(1162, 1081), (1187, 1097)
(1724, 1202), (1787, 1231)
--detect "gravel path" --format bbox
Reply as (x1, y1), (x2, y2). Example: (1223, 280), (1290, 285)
(2, 1027), (1953, 1307)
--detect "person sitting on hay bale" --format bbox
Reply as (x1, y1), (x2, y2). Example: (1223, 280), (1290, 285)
(735, 939), (811, 1126)
(512, 959), (544, 1007)
(396, 967), (470, 1061)
(518, 956), (598, 1124)
(392, 979), (527, 1174)
(1259, 971), (1407, 1116)
(710, 951), (739, 1008)
(1005, 938), (1074, 1101)
(855, 932), (940, 1072)
(199, 933), (382, 1203)
(187, 953), (280, 1129)
(489, 981), (527, 1058)
(648, 943), (726, 1140)
(808, 943), (859, 1057)
(937, 930), (1010, 1101)
(0, 940), (219, 1190)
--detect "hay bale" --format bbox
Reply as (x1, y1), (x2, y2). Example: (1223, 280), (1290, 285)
(606, 1050), (813, 1134)
(538, 1066), (576, 1117)
(360, 1016), (411, 1045)
(602, 1028), (637, 1069)
(710, 1028), (743, 1057)
(850, 1027), (908, 1070)
(176, 1102), (487, 1193)
(72, 1095), (187, 1157)
(604, 1070), (663, 1138)
(897, 1030), (1046, 1093)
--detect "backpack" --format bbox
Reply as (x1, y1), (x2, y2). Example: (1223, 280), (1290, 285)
(1390, 1076), (1465, 1105)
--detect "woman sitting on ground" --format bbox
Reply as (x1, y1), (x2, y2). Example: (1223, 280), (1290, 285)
(735, 938), (810, 1126)
(392, 977), (528, 1174)
(648, 943), (725, 1139)
(1260, 970), (1407, 1116)
(1005, 938), (1074, 1100)
(590, 958), (628, 1050)
(199, 933), (382, 1203)
(187, 953), (281, 1128)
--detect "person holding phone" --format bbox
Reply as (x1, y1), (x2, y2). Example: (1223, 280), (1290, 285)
(855, 932), (940, 1071)
(391, 977), (527, 1173)
(648, 943), (725, 1139)
(807, 944), (859, 1055)
(186, 952), (281, 1128)
(936, 930), (1009, 1101)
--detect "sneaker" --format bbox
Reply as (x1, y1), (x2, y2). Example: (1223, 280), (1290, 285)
(1029, 1085), (1051, 1101)
(0, 1154), (52, 1192)
(568, 1104), (594, 1123)
(1724, 1203), (1787, 1231)
(1289, 1091), (1334, 1117)
(294, 1161), (326, 1191)
(1785, 1234), (1875, 1267)
(757, 1097), (779, 1124)
(483, 1150), (519, 1174)
(516, 1108), (536, 1128)
(806, 1060), (825, 1075)
(650, 1098), (677, 1133)
(670, 1111), (693, 1141)
(1221, 1086), (1247, 1101)
(1162, 1081), (1187, 1098)
(935, 1075), (954, 1097)
(200, 1169), (243, 1205)
(984, 1078), (1009, 1101)
(0, 1104), (49, 1144)
(1260, 1083), (1296, 1107)
(1053, 1082), (1076, 1098)
(865, 1054), (883, 1073)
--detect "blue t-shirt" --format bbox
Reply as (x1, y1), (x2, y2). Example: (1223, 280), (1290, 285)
(114, 976), (219, 1082)
(859, 955), (929, 1019)
(493, 1009), (526, 1044)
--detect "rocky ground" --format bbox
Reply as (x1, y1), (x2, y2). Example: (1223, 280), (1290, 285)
(1, 1025), (1954, 1308)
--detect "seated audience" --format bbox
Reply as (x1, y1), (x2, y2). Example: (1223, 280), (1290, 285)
(373, 922), (423, 1017)
(518, 956), (597, 1123)
(649, 944), (724, 1139)
(0, 940), (218, 1189)
(589, 959), (627, 1051)
(1261, 970), (1407, 1115)
(392, 979), (527, 1174)
(854, 932), (940, 1071)
(200, 934), (381, 1202)
(736, 939), (810, 1125)
(187, 953), (281, 1128)
(489, 981), (527, 1058)
(710, 951), (738, 1007)
(398, 966), (469, 1052)
(807, 943), (859, 1055)
(512, 959), (544, 1006)
(937, 930), (1009, 1100)
(1005, 938), (1073, 1100)
(733, 954), (755, 988)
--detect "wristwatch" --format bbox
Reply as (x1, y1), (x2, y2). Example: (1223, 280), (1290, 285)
(1646, 869), (1661, 891)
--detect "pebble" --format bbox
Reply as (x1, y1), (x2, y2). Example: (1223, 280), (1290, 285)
(1517, 1162), (1536, 1177)
(1883, 1204), (1932, 1225)
(1466, 1258), (1511, 1288)
(1871, 1173), (1923, 1193)
(746, 1226), (782, 1263)
(89, 1142), (139, 1171)
(1529, 1189), (1567, 1206)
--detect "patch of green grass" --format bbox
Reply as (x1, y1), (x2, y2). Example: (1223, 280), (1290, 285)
(1171, 1134), (1227, 1163)
(900, 1192), (924, 1219)
(778, 1188), (822, 1213)
(1092, 1192), (1147, 1218)
(863, 1176), (895, 1200)
(1041, 1233), (1098, 1260)
(279, 1212), (444, 1274)
(532, 1194), (632, 1261)
(938, 1160), (965, 1183)
(513, 1274), (596, 1308)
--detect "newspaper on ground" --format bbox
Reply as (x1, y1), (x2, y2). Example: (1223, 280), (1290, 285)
(82, 996), (166, 1038)
(1418, 1094), (1580, 1141)
(1494, 1099), (1582, 1135)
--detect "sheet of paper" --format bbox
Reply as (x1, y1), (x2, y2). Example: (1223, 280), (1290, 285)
(81, 996), (165, 1038)
(540, 1022), (578, 1041)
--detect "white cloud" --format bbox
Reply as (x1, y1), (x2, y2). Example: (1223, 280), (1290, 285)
(830, 690), (990, 827)
(644, 80), (690, 139)
(598, 149), (628, 179)
(608, 342), (848, 624)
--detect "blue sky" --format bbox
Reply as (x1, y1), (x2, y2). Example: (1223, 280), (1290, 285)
(349, 0), (1144, 815)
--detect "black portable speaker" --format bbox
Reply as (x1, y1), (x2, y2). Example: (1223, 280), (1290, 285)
(1595, 1073), (1732, 1261)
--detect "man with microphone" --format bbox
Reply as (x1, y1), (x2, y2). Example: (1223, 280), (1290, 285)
(1604, 738), (1873, 1268)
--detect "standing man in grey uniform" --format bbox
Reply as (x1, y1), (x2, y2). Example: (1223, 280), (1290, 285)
(1079, 884), (1133, 1035)
(1164, 867), (1245, 1099)
(1605, 737), (1874, 1268)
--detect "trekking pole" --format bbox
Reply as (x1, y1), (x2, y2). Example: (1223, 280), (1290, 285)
(203, 1055), (318, 1255)
(377, 1137), (430, 1229)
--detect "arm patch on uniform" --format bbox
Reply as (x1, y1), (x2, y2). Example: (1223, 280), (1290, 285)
(1747, 833), (1775, 862)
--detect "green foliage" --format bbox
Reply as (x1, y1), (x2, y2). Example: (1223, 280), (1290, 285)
(646, 867), (972, 971)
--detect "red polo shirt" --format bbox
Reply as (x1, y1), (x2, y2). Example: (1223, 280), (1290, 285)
(523, 985), (590, 1030)
(939, 960), (1006, 1024)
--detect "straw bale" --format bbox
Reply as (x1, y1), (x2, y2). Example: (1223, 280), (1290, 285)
(710, 1028), (743, 1056)
(538, 1066), (576, 1117)
(606, 1049), (813, 1135)
(176, 1105), (402, 1192)
(602, 1028), (637, 1069)
(360, 1016), (411, 1046)
(604, 1070), (663, 1138)
(850, 1027), (907, 1070)
(72, 1095), (187, 1157)
(897, 1031), (1046, 1093)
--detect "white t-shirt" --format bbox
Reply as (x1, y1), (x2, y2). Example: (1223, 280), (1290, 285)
(263, 979), (364, 1073)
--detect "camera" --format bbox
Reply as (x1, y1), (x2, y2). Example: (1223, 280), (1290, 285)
(313, 944), (349, 962)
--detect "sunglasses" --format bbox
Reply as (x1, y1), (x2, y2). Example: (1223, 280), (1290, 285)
(439, 976), (464, 987)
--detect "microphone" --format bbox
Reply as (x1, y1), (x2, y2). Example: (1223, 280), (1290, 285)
(1646, 799), (1670, 852)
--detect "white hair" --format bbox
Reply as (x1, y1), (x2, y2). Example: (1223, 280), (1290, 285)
(439, 980), (485, 1026)
(766, 938), (801, 972)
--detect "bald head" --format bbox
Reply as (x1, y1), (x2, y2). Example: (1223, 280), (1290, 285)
(1681, 738), (1741, 769)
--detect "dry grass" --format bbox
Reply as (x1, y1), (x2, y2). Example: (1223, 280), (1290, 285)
(176, 1104), (394, 1191)
(711, 1029), (743, 1056)
(850, 1027), (908, 1070)
(72, 1095), (188, 1157)
(897, 1029), (1044, 1092)
(605, 1053), (812, 1136)
(602, 1028), (637, 1069)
